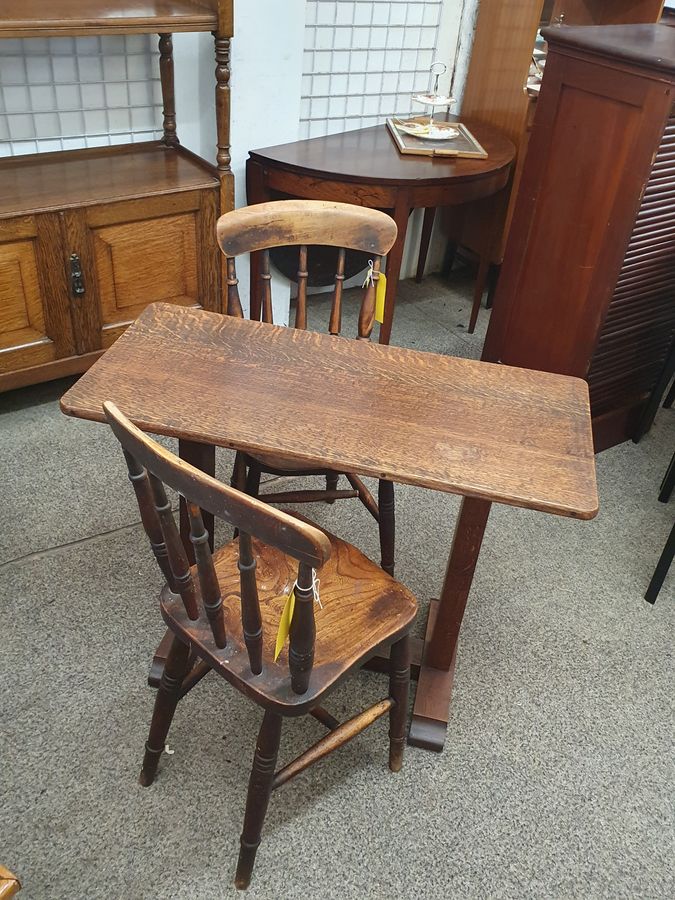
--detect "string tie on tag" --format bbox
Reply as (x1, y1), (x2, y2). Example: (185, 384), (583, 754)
(273, 569), (322, 661)
(311, 568), (322, 609)
(362, 259), (374, 288)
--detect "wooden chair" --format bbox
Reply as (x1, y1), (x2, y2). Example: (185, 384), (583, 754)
(0, 865), (21, 898)
(216, 199), (399, 576)
(645, 448), (675, 604)
(103, 402), (417, 889)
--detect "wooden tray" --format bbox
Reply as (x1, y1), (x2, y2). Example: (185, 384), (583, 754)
(386, 118), (488, 159)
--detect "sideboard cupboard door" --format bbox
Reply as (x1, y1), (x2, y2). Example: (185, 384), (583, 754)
(0, 214), (74, 377)
(66, 189), (220, 352)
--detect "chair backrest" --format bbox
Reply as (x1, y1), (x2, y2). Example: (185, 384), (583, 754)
(103, 402), (331, 694)
(216, 199), (398, 339)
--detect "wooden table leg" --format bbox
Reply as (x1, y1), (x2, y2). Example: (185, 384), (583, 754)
(415, 207), (436, 284)
(378, 478), (395, 576)
(245, 158), (272, 321)
(148, 439), (216, 687)
(468, 254), (490, 334)
(408, 497), (491, 751)
(379, 193), (410, 346)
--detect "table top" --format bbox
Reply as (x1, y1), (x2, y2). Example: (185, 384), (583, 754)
(249, 117), (515, 187)
(0, 1), (227, 37)
(543, 24), (675, 79)
(60, 303), (598, 520)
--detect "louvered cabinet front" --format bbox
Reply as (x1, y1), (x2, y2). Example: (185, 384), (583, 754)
(588, 107), (675, 429)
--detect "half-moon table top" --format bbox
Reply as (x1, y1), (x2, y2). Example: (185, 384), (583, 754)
(249, 117), (515, 188)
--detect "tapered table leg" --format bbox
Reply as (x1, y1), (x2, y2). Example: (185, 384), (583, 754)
(408, 497), (491, 751)
(379, 193), (410, 346)
(415, 207), (436, 283)
(245, 158), (273, 321)
(148, 439), (216, 688)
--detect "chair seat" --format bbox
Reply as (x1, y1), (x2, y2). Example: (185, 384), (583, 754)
(161, 521), (417, 716)
(248, 449), (333, 475)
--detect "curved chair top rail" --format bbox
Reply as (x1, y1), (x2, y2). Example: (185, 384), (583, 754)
(103, 401), (331, 570)
(216, 199), (398, 258)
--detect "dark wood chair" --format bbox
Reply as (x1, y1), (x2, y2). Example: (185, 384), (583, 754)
(0, 864), (21, 898)
(103, 402), (417, 889)
(216, 199), (399, 576)
(646, 448), (675, 604)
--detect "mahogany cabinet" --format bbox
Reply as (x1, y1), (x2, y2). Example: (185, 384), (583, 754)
(483, 24), (675, 450)
(459, 1), (665, 267)
(0, 1), (232, 392)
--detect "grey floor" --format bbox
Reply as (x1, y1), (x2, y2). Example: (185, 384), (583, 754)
(2, 273), (673, 899)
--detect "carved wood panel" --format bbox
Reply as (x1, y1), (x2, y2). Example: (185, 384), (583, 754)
(78, 190), (218, 349)
(0, 223), (57, 373)
(93, 212), (198, 348)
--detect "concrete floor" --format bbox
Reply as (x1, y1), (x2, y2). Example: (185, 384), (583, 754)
(1, 274), (673, 899)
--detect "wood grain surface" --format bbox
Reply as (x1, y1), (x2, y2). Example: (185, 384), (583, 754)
(217, 199), (397, 257)
(0, 144), (218, 220)
(544, 23), (675, 74)
(0, 864), (21, 899)
(162, 529), (417, 715)
(249, 118), (514, 188)
(483, 23), (675, 450)
(0, 0), (229, 37)
(61, 303), (598, 519)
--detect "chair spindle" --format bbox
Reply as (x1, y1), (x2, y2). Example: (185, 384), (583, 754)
(261, 250), (273, 324)
(148, 474), (199, 620)
(188, 502), (227, 648)
(329, 247), (346, 335)
(295, 245), (308, 329)
(226, 257), (243, 317)
(288, 562), (316, 694)
(238, 531), (264, 674)
(358, 255), (380, 340)
(122, 450), (176, 590)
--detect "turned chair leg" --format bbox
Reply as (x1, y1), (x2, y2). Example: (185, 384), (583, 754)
(378, 479), (395, 576)
(326, 471), (339, 502)
(645, 519), (675, 605)
(245, 462), (261, 499)
(235, 710), (283, 889)
(388, 635), (410, 772)
(139, 636), (191, 786)
(231, 450), (247, 491)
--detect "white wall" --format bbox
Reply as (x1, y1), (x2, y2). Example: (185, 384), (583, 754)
(174, 1), (306, 323)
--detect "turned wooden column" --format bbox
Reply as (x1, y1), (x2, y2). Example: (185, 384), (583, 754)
(158, 33), (179, 147)
(213, 32), (234, 213)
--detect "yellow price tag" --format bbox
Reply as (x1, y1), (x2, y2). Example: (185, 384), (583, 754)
(375, 272), (387, 324)
(274, 589), (295, 661)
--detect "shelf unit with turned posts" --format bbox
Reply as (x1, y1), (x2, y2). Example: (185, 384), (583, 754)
(0, 1), (233, 392)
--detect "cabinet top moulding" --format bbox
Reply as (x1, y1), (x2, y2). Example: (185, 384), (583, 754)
(0, 1), (232, 38)
(0, 142), (219, 220)
(542, 23), (675, 77)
